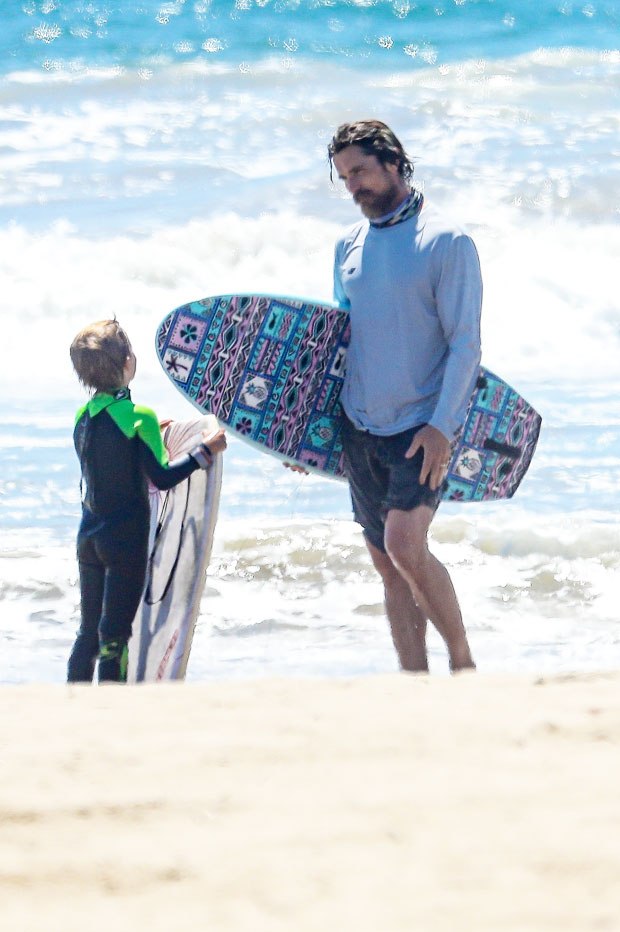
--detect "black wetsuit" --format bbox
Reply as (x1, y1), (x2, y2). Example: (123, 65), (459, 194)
(67, 389), (209, 683)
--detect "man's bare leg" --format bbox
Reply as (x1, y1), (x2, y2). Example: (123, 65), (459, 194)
(365, 538), (429, 673)
(384, 506), (475, 672)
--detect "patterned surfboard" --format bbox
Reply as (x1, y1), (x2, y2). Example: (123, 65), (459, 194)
(156, 294), (541, 502)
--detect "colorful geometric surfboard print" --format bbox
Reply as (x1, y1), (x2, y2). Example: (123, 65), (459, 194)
(443, 371), (541, 502)
(156, 294), (541, 502)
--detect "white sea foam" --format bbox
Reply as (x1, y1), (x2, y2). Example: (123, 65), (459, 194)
(1, 47), (618, 230)
(1, 208), (618, 410)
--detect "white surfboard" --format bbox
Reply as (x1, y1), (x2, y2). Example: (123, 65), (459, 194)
(127, 415), (222, 682)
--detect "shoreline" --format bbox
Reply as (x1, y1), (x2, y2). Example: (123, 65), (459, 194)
(2, 671), (619, 930)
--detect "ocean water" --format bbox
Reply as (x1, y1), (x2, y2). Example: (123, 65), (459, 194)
(1, 0), (619, 683)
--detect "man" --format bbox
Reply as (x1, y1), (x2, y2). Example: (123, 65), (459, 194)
(329, 120), (482, 673)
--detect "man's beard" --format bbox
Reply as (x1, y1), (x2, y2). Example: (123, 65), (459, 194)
(354, 182), (402, 219)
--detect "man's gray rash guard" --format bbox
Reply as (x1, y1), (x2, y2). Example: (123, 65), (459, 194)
(333, 203), (482, 441)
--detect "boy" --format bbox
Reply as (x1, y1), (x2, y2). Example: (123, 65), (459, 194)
(67, 319), (226, 683)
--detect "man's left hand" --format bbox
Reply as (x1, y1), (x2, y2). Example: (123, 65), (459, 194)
(405, 425), (451, 491)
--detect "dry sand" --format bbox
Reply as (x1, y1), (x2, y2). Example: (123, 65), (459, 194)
(1, 672), (619, 931)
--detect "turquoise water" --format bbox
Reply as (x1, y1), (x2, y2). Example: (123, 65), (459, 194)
(3, 0), (618, 74)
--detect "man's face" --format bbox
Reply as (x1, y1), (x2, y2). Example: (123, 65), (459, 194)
(333, 144), (406, 219)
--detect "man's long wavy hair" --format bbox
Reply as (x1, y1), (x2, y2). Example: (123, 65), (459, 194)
(327, 120), (415, 183)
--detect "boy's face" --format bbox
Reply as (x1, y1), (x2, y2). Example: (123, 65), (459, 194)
(123, 349), (137, 385)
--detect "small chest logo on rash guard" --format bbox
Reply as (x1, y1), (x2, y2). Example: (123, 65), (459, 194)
(347, 267), (356, 275)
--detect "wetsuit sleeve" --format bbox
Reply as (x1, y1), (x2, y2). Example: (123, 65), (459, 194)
(74, 404), (87, 427)
(134, 406), (207, 491)
(133, 405), (169, 465)
(138, 443), (203, 490)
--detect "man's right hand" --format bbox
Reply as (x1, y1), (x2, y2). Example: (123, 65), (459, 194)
(405, 424), (451, 491)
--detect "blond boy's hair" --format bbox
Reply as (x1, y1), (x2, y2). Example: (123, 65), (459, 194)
(70, 319), (132, 393)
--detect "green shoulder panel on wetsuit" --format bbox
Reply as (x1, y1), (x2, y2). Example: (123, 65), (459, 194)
(74, 393), (111, 427)
(82, 392), (123, 421)
(76, 393), (169, 466)
(74, 403), (88, 426)
(132, 404), (169, 466)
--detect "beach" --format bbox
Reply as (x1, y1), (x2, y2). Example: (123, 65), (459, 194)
(2, 671), (620, 931)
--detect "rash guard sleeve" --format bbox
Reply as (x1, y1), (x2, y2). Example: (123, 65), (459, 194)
(430, 233), (482, 440)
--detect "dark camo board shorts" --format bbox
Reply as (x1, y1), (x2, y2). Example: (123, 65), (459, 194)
(341, 415), (443, 553)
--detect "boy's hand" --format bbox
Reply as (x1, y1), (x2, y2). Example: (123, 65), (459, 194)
(202, 427), (227, 455)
